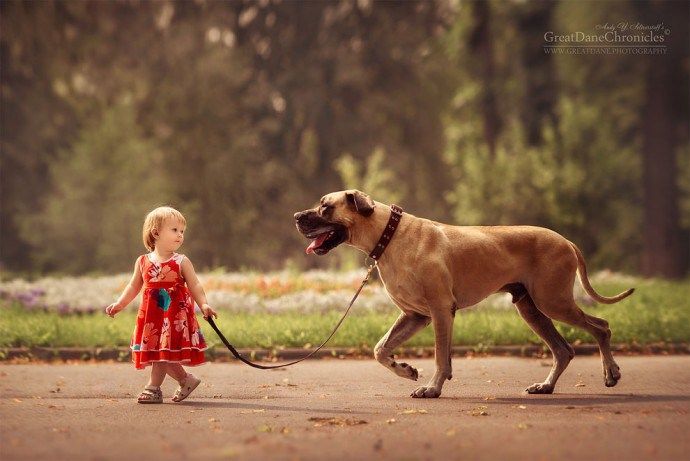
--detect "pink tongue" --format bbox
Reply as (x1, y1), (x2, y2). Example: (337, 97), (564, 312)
(306, 232), (330, 254)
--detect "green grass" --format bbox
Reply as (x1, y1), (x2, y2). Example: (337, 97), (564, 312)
(1, 278), (688, 349)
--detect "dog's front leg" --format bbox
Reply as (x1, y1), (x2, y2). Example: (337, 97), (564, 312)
(411, 309), (454, 398)
(374, 312), (431, 381)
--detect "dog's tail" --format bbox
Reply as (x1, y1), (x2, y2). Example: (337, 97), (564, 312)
(570, 242), (635, 304)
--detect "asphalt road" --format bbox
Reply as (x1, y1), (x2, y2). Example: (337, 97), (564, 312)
(1, 356), (689, 461)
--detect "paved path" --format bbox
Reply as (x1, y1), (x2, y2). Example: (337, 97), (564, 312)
(1, 356), (689, 461)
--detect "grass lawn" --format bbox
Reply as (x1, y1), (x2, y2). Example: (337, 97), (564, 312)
(1, 277), (688, 349)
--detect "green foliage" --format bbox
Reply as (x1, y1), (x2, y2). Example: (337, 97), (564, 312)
(2, 277), (688, 348)
(446, 97), (642, 271)
(335, 147), (404, 206)
(19, 103), (171, 273)
(1, 0), (688, 276)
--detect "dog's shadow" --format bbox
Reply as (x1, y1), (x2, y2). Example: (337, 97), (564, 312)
(178, 393), (690, 412)
(461, 393), (690, 406)
(177, 400), (371, 414)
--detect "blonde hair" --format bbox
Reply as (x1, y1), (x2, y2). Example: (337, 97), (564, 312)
(142, 206), (187, 251)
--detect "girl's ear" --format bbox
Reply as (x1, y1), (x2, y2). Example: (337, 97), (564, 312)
(152, 228), (160, 238)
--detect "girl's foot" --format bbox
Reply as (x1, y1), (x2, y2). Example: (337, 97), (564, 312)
(137, 386), (163, 404)
(172, 374), (201, 403)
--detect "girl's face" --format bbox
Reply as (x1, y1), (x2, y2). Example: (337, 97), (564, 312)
(154, 219), (185, 252)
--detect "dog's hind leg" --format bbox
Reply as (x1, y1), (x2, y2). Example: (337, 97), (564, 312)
(515, 294), (575, 394)
(533, 295), (621, 388)
(374, 312), (431, 381)
(577, 311), (620, 387)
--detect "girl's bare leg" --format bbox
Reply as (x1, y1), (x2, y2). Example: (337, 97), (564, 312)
(166, 363), (188, 383)
(147, 362), (167, 388)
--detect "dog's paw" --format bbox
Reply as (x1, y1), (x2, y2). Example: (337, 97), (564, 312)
(604, 363), (621, 387)
(395, 362), (418, 381)
(525, 382), (554, 394)
(410, 386), (441, 398)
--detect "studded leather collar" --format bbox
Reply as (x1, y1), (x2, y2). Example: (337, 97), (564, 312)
(368, 204), (403, 261)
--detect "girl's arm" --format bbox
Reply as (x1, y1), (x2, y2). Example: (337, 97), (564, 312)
(180, 257), (218, 319)
(105, 258), (144, 317)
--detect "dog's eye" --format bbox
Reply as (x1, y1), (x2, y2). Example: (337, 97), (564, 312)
(320, 204), (333, 213)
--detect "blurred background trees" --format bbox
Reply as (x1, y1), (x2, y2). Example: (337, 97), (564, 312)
(1, 0), (688, 277)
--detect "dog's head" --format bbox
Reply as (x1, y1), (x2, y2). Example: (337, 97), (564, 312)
(294, 189), (375, 255)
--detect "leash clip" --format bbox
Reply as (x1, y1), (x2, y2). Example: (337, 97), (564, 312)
(363, 256), (378, 283)
(364, 256), (378, 271)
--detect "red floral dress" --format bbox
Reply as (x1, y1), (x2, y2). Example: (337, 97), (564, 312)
(130, 253), (207, 369)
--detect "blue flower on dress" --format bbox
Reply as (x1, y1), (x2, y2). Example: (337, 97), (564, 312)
(157, 289), (171, 311)
(132, 344), (141, 351)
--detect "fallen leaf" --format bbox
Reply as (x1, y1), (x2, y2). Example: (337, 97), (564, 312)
(221, 447), (239, 458)
(470, 405), (488, 416)
(308, 417), (367, 427)
(400, 409), (428, 415)
(517, 423), (532, 430)
(575, 383), (586, 387)
(208, 418), (220, 423)
(386, 418), (396, 424)
(518, 405), (527, 410)
(257, 424), (272, 433)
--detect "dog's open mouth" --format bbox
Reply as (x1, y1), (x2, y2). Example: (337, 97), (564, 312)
(304, 226), (348, 255)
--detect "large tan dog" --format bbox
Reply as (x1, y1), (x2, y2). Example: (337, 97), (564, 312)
(294, 190), (634, 398)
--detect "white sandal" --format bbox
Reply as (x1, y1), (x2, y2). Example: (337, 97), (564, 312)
(138, 386), (163, 404)
(172, 374), (201, 402)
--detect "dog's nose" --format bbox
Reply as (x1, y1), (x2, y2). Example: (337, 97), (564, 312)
(294, 211), (304, 221)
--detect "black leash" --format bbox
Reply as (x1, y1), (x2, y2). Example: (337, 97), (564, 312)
(205, 262), (377, 369)
(205, 204), (403, 370)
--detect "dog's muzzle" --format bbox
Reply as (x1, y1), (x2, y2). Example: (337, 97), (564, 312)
(294, 210), (348, 255)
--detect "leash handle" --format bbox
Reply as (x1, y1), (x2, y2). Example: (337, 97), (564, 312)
(205, 263), (377, 370)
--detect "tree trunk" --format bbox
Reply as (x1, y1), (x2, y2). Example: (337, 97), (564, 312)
(469, 0), (500, 159)
(640, 1), (689, 278)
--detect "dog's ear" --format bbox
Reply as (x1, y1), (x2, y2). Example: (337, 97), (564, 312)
(346, 190), (375, 217)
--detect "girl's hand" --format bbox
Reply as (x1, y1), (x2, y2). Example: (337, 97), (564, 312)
(200, 304), (218, 320)
(105, 302), (124, 318)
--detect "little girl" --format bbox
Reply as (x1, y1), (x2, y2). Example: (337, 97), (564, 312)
(105, 206), (218, 404)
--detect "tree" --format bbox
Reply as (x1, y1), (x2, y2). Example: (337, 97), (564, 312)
(21, 103), (171, 273)
(639, 0), (690, 278)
